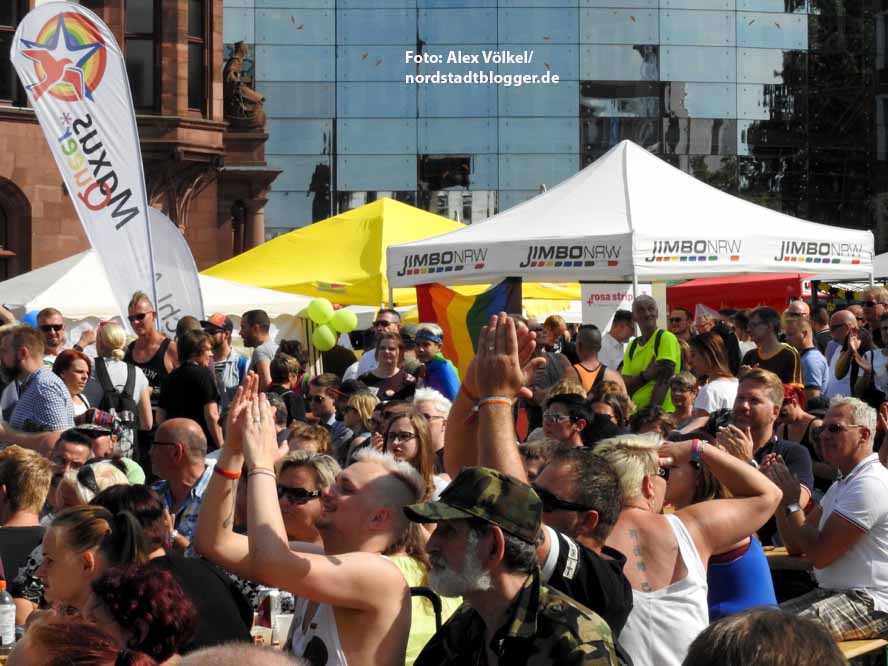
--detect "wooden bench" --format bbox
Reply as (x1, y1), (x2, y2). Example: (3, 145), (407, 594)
(838, 638), (888, 660)
(763, 546), (812, 572)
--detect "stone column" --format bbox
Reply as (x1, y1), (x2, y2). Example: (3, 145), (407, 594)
(243, 195), (268, 250)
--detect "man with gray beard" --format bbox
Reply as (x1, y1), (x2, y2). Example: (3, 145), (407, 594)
(405, 466), (618, 666)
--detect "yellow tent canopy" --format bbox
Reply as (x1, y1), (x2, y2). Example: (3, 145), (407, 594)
(203, 198), (580, 307)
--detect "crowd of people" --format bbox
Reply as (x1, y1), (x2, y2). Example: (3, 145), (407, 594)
(0, 288), (887, 665)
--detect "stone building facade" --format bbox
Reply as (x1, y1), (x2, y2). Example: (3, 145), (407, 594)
(0, 0), (277, 280)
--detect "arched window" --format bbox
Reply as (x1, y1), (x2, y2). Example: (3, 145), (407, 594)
(0, 179), (30, 280)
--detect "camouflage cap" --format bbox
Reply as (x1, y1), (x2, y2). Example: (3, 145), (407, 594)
(404, 466), (542, 544)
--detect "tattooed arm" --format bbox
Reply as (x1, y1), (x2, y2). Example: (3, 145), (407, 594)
(194, 381), (252, 576)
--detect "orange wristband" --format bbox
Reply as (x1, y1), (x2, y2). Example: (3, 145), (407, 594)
(213, 466), (242, 480)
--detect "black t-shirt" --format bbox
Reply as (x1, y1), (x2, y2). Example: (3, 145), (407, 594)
(0, 526), (43, 582)
(754, 437), (814, 546)
(267, 384), (306, 425)
(159, 363), (221, 449)
(540, 526), (633, 639)
(150, 553), (252, 651)
(358, 369), (416, 401)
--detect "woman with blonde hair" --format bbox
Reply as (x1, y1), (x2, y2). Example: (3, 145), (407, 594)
(91, 322), (153, 457)
(343, 390), (379, 463)
(55, 459), (131, 510)
(592, 433), (781, 666)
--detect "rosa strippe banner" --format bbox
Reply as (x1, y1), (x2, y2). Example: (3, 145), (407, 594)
(11, 2), (158, 328)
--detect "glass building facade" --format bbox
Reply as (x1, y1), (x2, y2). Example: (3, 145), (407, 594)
(223, 1), (888, 249)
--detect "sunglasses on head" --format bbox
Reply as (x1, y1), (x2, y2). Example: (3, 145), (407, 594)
(128, 312), (152, 323)
(532, 485), (594, 513)
(276, 484), (321, 504)
(39, 324), (63, 332)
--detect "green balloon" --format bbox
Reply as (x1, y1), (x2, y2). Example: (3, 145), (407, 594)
(307, 298), (334, 325)
(312, 324), (337, 352)
(330, 309), (358, 333)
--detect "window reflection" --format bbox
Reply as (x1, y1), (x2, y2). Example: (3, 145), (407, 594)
(582, 117), (660, 163)
(581, 82), (661, 118)
(417, 191), (497, 224)
(662, 118), (737, 155)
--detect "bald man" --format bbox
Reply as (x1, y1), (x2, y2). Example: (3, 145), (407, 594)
(784, 299), (811, 319)
(824, 310), (871, 400)
(150, 418), (214, 553)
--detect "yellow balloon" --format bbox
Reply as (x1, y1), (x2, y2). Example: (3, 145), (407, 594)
(330, 309), (358, 333)
(312, 324), (337, 352)
(307, 298), (334, 325)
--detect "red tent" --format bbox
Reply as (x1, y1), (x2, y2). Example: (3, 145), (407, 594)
(667, 274), (814, 313)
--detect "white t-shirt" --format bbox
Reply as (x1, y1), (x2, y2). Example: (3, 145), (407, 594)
(600, 333), (626, 371)
(824, 350), (852, 399)
(815, 454), (888, 612)
(738, 341), (757, 358)
(693, 377), (738, 415)
(356, 348), (378, 376)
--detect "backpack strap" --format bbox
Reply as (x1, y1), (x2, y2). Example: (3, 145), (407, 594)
(592, 363), (608, 391)
(627, 329), (665, 362)
(123, 361), (136, 400)
(94, 357), (117, 401)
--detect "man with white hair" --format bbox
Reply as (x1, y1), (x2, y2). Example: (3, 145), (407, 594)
(766, 396), (888, 640)
(412, 387), (451, 473)
(197, 379), (423, 666)
(406, 466), (619, 665)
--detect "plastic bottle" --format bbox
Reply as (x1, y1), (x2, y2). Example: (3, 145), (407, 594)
(0, 579), (14, 653)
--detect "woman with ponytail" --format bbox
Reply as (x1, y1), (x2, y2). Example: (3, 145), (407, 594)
(92, 321), (153, 458)
(8, 614), (157, 666)
(36, 505), (150, 613)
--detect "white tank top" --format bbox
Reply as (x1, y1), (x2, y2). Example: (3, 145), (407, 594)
(288, 597), (348, 666)
(618, 514), (709, 666)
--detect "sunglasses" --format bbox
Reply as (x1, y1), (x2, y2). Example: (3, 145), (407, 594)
(657, 466), (671, 481)
(386, 431), (417, 444)
(76, 457), (128, 494)
(542, 412), (571, 424)
(373, 320), (395, 328)
(813, 423), (864, 439)
(532, 485), (593, 513)
(309, 394), (330, 403)
(128, 312), (153, 323)
(419, 413), (446, 423)
(39, 324), (63, 332)
(276, 484), (321, 504)
(668, 317), (685, 324)
(863, 301), (886, 308)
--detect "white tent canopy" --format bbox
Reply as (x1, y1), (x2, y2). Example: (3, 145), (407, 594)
(0, 250), (313, 320)
(388, 141), (874, 288)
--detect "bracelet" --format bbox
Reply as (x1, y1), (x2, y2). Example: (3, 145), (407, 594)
(690, 439), (706, 462)
(213, 466), (242, 480)
(477, 396), (514, 409)
(248, 469), (276, 480)
(248, 465), (275, 474)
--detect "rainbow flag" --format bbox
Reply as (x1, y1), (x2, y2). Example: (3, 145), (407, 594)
(416, 278), (522, 376)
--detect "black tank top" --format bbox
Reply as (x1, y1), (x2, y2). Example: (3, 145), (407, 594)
(124, 337), (171, 388)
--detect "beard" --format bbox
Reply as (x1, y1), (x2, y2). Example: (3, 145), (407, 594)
(428, 530), (492, 598)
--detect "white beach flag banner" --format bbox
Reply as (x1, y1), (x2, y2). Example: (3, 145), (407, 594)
(11, 2), (158, 326)
(148, 208), (205, 336)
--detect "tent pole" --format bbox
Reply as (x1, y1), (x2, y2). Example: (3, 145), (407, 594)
(631, 273), (638, 299)
(388, 285), (394, 308)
